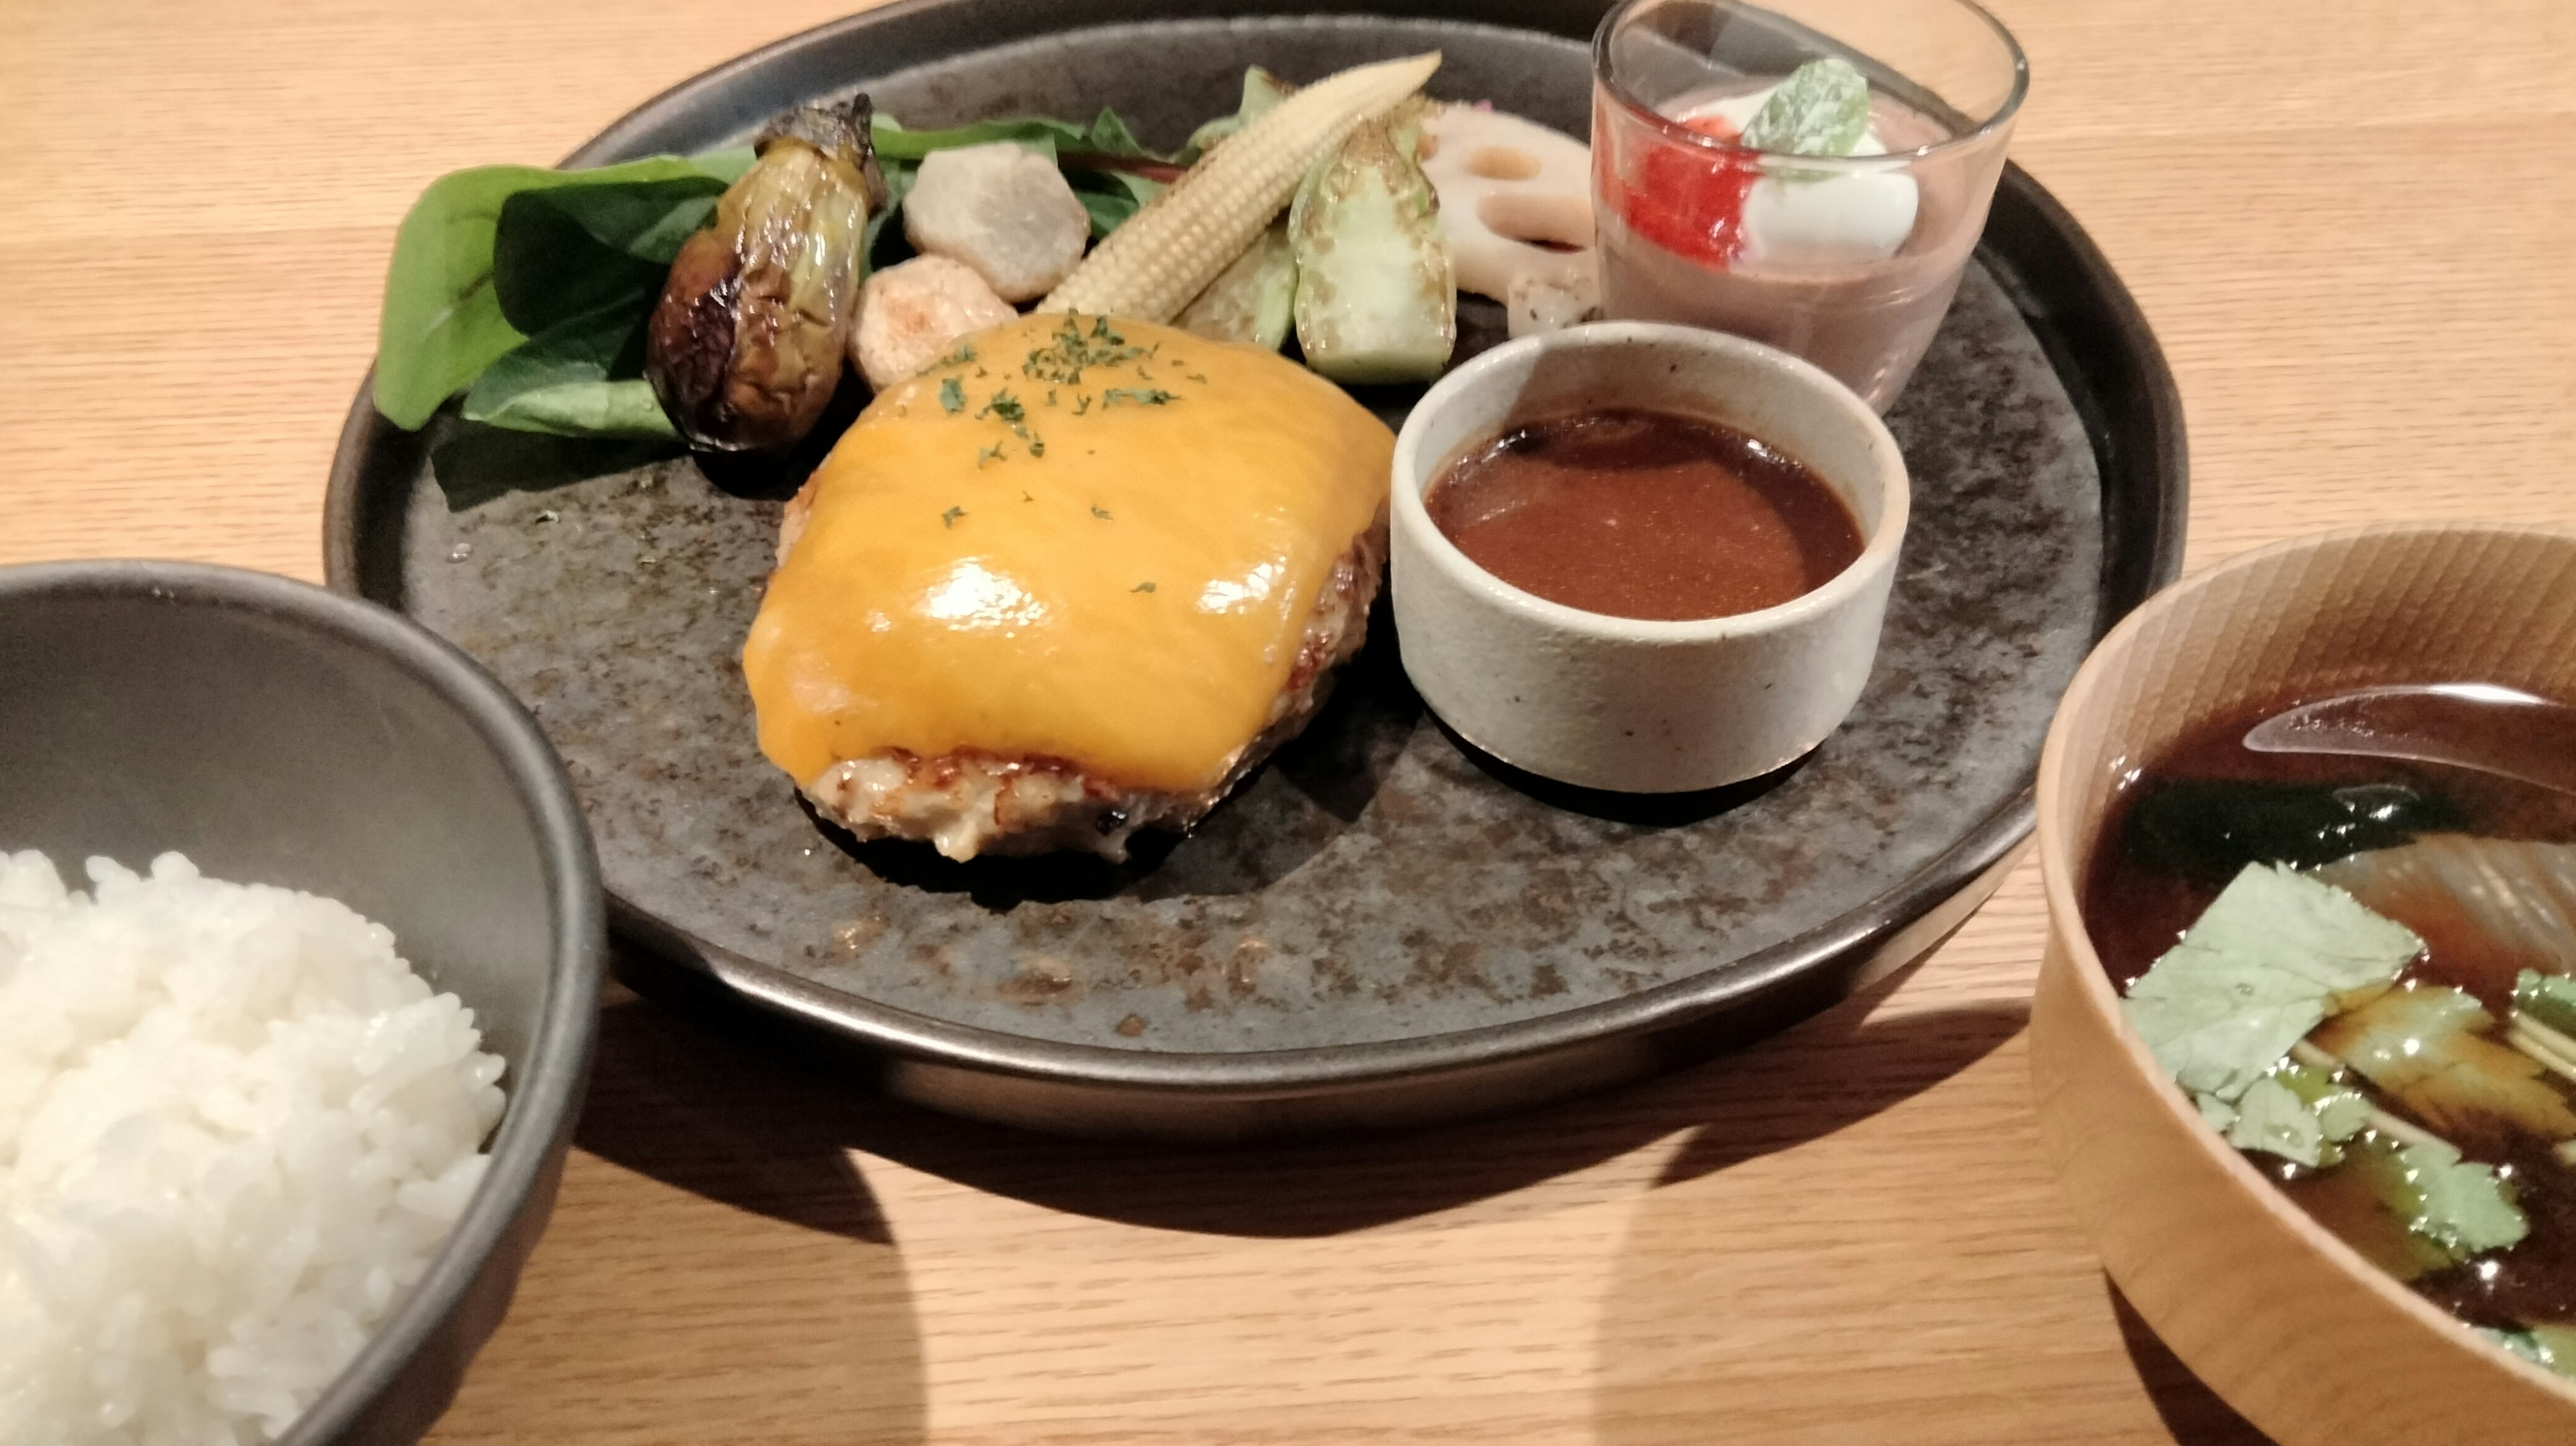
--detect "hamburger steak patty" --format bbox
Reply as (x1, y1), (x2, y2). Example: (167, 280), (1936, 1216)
(782, 502), (1387, 861)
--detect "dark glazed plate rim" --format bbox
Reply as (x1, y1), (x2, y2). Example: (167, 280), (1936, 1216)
(0, 561), (610, 1443)
(323, 0), (2186, 1100)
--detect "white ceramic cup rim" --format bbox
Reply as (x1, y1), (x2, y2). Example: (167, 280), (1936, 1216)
(1390, 321), (1912, 641)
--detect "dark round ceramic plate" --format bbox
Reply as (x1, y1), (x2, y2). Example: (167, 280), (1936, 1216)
(326, 0), (2185, 1138)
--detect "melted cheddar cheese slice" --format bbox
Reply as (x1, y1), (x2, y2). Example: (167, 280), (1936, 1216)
(744, 313), (1394, 795)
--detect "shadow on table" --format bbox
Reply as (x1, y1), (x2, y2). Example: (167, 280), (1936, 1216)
(2110, 1284), (2279, 1445)
(431, 989), (931, 1445)
(596, 946), (2023, 1241)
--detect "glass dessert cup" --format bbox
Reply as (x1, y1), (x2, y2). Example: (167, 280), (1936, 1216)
(1591, 0), (2027, 411)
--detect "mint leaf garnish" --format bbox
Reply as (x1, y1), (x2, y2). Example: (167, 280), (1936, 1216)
(1741, 58), (1871, 158)
(2121, 863), (2421, 1104)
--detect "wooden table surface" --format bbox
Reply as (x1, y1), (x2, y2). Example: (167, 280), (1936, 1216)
(6, 0), (2573, 1440)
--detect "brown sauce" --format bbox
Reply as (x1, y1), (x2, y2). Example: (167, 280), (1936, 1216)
(1424, 408), (1863, 622)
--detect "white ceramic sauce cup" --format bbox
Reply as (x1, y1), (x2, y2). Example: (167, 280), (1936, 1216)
(1390, 322), (1910, 793)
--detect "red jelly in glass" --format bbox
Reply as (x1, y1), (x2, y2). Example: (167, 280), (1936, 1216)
(1606, 114), (1758, 268)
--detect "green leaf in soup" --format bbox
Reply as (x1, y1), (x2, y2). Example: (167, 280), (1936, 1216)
(2125, 778), (2461, 885)
(2224, 1074), (2330, 1166)
(2489, 1324), (2576, 1380)
(2394, 1138), (2529, 1256)
(1741, 57), (1872, 158)
(2515, 969), (2576, 1037)
(2267, 1060), (2373, 1142)
(2121, 863), (2421, 1103)
(374, 151), (753, 430)
(462, 301), (675, 440)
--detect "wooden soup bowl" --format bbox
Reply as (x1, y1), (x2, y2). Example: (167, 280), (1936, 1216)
(2031, 523), (2576, 1445)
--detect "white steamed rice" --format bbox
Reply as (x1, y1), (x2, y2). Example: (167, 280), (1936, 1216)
(0, 851), (507, 1445)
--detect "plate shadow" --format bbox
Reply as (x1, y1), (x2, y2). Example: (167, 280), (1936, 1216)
(610, 950), (2018, 1241)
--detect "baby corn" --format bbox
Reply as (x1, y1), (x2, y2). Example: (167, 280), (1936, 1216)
(1038, 52), (1440, 323)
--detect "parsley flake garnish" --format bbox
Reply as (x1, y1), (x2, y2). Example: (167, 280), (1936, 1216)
(1131, 581), (1156, 593)
(1027, 435), (1046, 457)
(933, 341), (977, 368)
(978, 390), (1025, 425)
(1091, 505), (1112, 520)
(1103, 388), (1175, 407)
(1072, 394), (1093, 416)
(941, 506), (965, 527)
(1045, 389), (1058, 408)
(939, 378), (965, 414)
(975, 443), (1004, 468)
(1021, 313), (1147, 386)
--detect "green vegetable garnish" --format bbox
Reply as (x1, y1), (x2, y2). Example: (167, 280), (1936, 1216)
(1102, 387), (1175, 406)
(939, 378), (966, 414)
(1132, 581), (1156, 594)
(2269, 1061), (2375, 1142)
(1091, 506), (1112, 520)
(2486, 1325), (2576, 1380)
(2514, 970), (2576, 1037)
(374, 100), (1167, 444)
(2122, 863), (2422, 1104)
(374, 151), (754, 432)
(1741, 58), (1871, 158)
(2212, 1063), (2375, 1168)
(941, 506), (965, 526)
(2394, 1139), (2528, 1256)
(460, 301), (676, 441)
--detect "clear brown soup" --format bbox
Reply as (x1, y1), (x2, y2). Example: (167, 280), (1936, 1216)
(1424, 408), (1863, 622)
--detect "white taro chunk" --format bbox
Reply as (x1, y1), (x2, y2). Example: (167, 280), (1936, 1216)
(851, 256), (1017, 392)
(902, 143), (1093, 302)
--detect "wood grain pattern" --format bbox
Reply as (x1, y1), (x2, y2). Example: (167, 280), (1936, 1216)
(2, 0), (2571, 1440)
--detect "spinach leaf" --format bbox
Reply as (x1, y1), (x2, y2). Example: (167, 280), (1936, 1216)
(462, 300), (675, 441)
(1067, 170), (1164, 240)
(865, 160), (920, 275)
(489, 190), (678, 338)
(869, 109), (1170, 164)
(374, 150), (751, 429)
